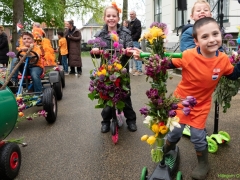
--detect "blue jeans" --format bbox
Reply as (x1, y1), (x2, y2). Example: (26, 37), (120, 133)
(61, 55), (68, 73)
(133, 41), (142, 72)
(11, 58), (43, 92)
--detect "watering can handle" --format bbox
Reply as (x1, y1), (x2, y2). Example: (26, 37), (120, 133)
(140, 52), (182, 58)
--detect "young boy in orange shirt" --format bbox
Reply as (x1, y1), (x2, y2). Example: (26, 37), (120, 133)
(57, 32), (68, 75)
(133, 17), (240, 179)
(11, 31), (43, 92)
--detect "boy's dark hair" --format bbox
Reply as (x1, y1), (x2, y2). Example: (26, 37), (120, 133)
(192, 17), (220, 40)
(21, 31), (34, 39)
(57, 31), (64, 37)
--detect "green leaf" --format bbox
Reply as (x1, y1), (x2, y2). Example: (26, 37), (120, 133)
(107, 100), (113, 107)
(116, 101), (125, 111)
(109, 92), (114, 97)
(122, 85), (130, 91)
(95, 104), (105, 108)
(88, 93), (95, 101)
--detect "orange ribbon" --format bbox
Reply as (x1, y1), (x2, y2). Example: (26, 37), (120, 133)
(112, 1), (122, 13)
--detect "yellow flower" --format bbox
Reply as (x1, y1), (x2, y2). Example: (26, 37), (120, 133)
(114, 63), (122, 70)
(147, 135), (156, 145)
(111, 34), (119, 41)
(150, 26), (163, 38)
(144, 32), (153, 40)
(141, 135), (149, 141)
(151, 123), (159, 133)
(96, 69), (107, 76)
(159, 125), (168, 134)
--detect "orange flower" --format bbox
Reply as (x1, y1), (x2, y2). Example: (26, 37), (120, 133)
(19, 112), (24, 117)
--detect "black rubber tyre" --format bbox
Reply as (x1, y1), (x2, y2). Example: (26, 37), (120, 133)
(0, 143), (21, 180)
(43, 88), (58, 123)
(53, 79), (63, 100)
(59, 70), (65, 88)
(111, 120), (117, 136)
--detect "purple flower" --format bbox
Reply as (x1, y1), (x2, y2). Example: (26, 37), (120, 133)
(99, 41), (107, 48)
(6, 51), (16, 58)
(229, 40), (235, 46)
(109, 74), (117, 82)
(38, 110), (47, 117)
(89, 85), (94, 92)
(139, 107), (149, 117)
(146, 88), (159, 99)
(87, 39), (94, 45)
(168, 110), (177, 117)
(121, 68), (127, 74)
(186, 96), (197, 107)
(98, 75), (105, 82)
(182, 107), (191, 116)
(182, 100), (190, 107)
(171, 103), (178, 110)
(224, 34), (233, 40)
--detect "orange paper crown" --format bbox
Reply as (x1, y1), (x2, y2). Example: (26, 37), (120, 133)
(112, 1), (122, 13)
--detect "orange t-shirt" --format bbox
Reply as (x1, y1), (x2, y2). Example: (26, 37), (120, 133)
(18, 46), (43, 69)
(172, 47), (234, 129)
(58, 37), (68, 55)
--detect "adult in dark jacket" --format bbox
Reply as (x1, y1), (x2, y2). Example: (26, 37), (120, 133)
(128, 10), (142, 75)
(65, 20), (82, 75)
(0, 25), (9, 67)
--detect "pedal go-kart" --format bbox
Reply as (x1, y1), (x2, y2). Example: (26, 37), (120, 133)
(0, 83), (21, 179)
(8, 50), (62, 123)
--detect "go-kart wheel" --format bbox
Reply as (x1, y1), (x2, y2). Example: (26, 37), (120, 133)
(111, 126), (118, 144)
(176, 171), (183, 180)
(43, 87), (58, 123)
(140, 167), (148, 180)
(59, 70), (65, 88)
(218, 131), (231, 143)
(53, 79), (63, 100)
(17, 50), (39, 65)
(207, 137), (218, 153)
(0, 143), (21, 180)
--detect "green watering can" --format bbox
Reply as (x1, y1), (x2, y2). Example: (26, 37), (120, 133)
(0, 81), (18, 141)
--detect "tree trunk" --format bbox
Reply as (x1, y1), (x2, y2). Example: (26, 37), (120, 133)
(122, 0), (128, 25)
(12, 0), (24, 53)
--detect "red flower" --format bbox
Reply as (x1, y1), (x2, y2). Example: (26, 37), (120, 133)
(114, 78), (121, 87)
(99, 92), (109, 100)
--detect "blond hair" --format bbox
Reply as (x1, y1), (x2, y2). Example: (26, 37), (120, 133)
(191, 0), (211, 15)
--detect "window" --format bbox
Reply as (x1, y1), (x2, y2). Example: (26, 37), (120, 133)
(154, 0), (162, 22)
(175, 0), (187, 28)
(207, 0), (229, 22)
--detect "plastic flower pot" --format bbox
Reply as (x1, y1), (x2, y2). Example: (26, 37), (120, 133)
(0, 81), (18, 141)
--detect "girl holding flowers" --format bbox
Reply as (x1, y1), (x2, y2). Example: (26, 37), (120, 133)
(91, 2), (137, 133)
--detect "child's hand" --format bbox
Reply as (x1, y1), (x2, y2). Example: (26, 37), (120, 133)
(132, 47), (143, 60)
(125, 47), (134, 57)
(20, 47), (29, 52)
(91, 48), (100, 54)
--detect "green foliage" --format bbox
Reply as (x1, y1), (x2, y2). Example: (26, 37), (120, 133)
(214, 77), (240, 113)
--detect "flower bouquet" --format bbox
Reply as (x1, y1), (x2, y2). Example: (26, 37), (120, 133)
(139, 22), (197, 163)
(87, 32), (130, 112)
(214, 33), (240, 113)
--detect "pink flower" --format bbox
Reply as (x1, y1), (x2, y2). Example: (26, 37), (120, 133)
(113, 42), (119, 48)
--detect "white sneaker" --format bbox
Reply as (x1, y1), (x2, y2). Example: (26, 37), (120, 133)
(129, 68), (133, 73)
(64, 72), (69, 75)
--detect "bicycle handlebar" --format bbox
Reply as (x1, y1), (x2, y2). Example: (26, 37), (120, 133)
(140, 52), (182, 58)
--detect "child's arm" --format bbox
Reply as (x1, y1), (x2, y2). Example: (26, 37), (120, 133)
(180, 27), (196, 52)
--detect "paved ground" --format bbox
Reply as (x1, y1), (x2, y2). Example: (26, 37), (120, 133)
(5, 56), (240, 180)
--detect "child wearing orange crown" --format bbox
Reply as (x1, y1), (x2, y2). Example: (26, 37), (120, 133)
(91, 2), (138, 133)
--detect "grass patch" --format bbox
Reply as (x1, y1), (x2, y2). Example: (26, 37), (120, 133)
(81, 51), (91, 57)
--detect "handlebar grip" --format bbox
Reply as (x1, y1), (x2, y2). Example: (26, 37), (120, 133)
(140, 52), (182, 58)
